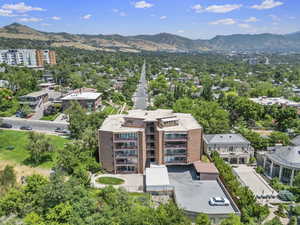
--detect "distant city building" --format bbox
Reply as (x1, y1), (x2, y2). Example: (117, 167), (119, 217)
(99, 109), (203, 173)
(250, 97), (300, 108)
(0, 49), (56, 68)
(204, 134), (253, 164)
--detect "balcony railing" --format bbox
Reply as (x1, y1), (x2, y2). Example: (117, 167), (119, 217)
(165, 160), (187, 164)
(115, 152), (138, 157)
(164, 152), (186, 156)
(115, 160), (137, 165)
(164, 145), (187, 149)
(114, 145), (138, 150)
(114, 138), (138, 142)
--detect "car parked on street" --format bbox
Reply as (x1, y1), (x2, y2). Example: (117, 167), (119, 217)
(0, 123), (13, 128)
(20, 126), (32, 131)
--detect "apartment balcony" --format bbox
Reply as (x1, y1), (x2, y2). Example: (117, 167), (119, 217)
(115, 160), (137, 165)
(164, 151), (187, 156)
(114, 138), (138, 143)
(114, 145), (138, 151)
(165, 160), (187, 164)
(115, 151), (138, 158)
(164, 145), (187, 149)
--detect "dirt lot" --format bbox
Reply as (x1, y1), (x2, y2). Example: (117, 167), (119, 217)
(0, 160), (51, 184)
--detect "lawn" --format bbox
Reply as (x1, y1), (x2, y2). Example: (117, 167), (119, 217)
(40, 113), (60, 121)
(0, 129), (69, 169)
(96, 176), (125, 185)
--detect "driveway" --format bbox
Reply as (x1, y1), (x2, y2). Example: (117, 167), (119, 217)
(233, 165), (278, 201)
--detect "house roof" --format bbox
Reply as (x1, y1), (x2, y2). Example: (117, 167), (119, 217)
(145, 165), (170, 186)
(193, 161), (219, 174)
(291, 136), (300, 146)
(266, 146), (300, 169)
(61, 92), (101, 101)
(204, 134), (250, 145)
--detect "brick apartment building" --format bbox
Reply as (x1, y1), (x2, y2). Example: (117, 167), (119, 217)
(36, 50), (56, 67)
(98, 109), (203, 173)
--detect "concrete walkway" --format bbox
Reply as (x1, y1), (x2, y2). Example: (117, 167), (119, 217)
(91, 174), (144, 192)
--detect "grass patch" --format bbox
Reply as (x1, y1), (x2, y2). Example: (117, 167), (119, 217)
(96, 176), (125, 185)
(40, 113), (60, 121)
(0, 129), (69, 169)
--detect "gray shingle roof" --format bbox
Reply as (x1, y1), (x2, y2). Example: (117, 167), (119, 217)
(204, 134), (250, 145)
(266, 146), (300, 169)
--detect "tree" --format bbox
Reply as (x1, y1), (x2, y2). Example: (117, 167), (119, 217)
(269, 132), (290, 146)
(264, 217), (283, 225)
(196, 213), (211, 225)
(173, 98), (230, 134)
(220, 214), (243, 225)
(27, 132), (54, 165)
(0, 165), (16, 190)
(293, 172), (300, 188)
(66, 101), (87, 139)
(0, 88), (19, 116)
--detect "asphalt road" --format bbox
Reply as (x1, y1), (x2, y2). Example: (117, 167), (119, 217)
(1, 117), (69, 134)
(133, 62), (148, 110)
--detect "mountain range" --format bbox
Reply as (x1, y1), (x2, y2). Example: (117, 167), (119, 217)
(0, 23), (300, 53)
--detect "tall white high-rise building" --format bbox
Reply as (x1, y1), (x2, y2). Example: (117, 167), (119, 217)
(0, 49), (56, 67)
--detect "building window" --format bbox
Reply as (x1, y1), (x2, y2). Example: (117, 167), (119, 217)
(164, 156), (186, 163)
(115, 133), (137, 140)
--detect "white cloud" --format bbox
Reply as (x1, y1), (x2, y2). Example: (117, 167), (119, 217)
(2, 2), (45, 13)
(210, 18), (236, 25)
(41, 23), (51, 26)
(251, 0), (283, 10)
(191, 4), (203, 13)
(81, 14), (92, 20)
(0, 9), (12, 16)
(192, 4), (242, 14)
(51, 16), (61, 20)
(134, 1), (153, 9)
(239, 23), (251, 29)
(160, 16), (167, 20)
(112, 9), (127, 16)
(269, 14), (280, 21)
(244, 17), (259, 23)
(177, 30), (185, 34)
(205, 4), (242, 13)
(19, 17), (42, 22)
(288, 16), (296, 20)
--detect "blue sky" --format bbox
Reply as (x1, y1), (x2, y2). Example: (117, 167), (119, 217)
(0, 0), (299, 39)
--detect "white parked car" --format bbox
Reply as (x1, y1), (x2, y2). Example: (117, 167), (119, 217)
(209, 197), (230, 206)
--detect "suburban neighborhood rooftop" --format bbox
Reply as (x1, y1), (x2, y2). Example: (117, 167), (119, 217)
(61, 92), (101, 101)
(204, 133), (250, 145)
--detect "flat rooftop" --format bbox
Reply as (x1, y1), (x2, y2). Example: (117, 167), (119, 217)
(168, 166), (238, 215)
(193, 161), (219, 174)
(61, 92), (101, 101)
(145, 165), (170, 186)
(100, 109), (201, 132)
(21, 90), (49, 98)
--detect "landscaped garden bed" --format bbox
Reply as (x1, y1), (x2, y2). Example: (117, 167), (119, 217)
(96, 176), (125, 185)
